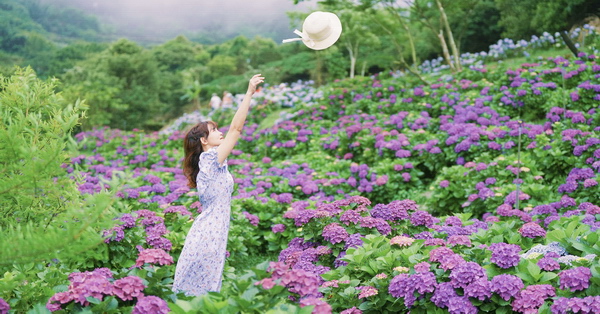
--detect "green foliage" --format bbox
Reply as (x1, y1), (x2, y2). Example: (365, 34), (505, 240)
(0, 67), (116, 265)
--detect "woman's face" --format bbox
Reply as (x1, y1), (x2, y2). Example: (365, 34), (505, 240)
(204, 123), (223, 148)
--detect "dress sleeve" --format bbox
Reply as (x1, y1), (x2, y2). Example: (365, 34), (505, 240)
(196, 147), (227, 196)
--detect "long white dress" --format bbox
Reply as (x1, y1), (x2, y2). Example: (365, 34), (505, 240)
(172, 147), (233, 295)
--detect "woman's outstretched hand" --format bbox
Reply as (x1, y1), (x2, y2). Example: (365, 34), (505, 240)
(248, 74), (265, 94)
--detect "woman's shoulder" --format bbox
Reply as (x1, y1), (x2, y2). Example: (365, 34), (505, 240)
(200, 147), (219, 159)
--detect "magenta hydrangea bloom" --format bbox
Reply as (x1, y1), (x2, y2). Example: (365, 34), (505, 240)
(511, 284), (555, 314)
(490, 274), (524, 301)
(449, 262), (487, 289)
(489, 242), (521, 268)
(322, 223), (349, 244)
(0, 298), (9, 313)
(340, 307), (363, 314)
(357, 286), (378, 299)
(447, 296), (478, 314)
(272, 224), (286, 233)
(447, 235), (471, 247)
(537, 256), (560, 271)
(134, 248), (174, 268)
(112, 276), (146, 301)
(559, 267), (592, 292)
(243, 211), (260, 226)
(410, 210), (437, 228)
(430, 282), (459, 308)
(464, 278), (492, 301)
(299, 297), (332, 314)
(551, 296), (600, 314)
(132, 296), (169, 314)
(518, 222), (546, 238)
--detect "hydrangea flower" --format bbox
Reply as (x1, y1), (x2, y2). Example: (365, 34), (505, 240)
(113, 276), (146, 301)
(299, 297), (332, 314)
(340, 307), (363, 314)
(430, 282), (459, 308)
(559, 267), (592, 292)
(449, 262), (487, 289)
(322, 223), (349, 244)
(0, 298), (10, 313)
(537, 256), (560, 271)
(511, 284), (555, 313)
(390, 236), (414, 247)
(464, 278), (492, 301)
(357, 286), (378, 299)
(132, 296), (169, 314)
(243, 211), (260, 226)
(490, 274), (524, 301)
(272, 224), (286, 233)
(518, 222), (546, 238)
(134, 248), (174, 268)
(489, 243), (521, 268)
(447, 296), (478, 314)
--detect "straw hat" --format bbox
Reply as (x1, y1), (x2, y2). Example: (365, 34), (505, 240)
(282, 11), (342, 50)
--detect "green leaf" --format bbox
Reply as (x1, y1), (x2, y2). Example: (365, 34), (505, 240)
(539, 272), (557, 283)
(527, 262), (541, 281)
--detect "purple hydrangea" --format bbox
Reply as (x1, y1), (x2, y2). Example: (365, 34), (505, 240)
(322, 223), (349, 244)
(243, 211), (260, 226)
(447, 296), (478, 314)
(518, 222), (546, 238)
(134, 248), (174, 268)
(388, 272), (437, 308)
(430, 282), (459, 308)
(490, 274), (524, 301)
(537, 257), (560, 271)
(344, 233), (364, 249)
(449, 262), (487, 289)
(410, 210), (437, 228)
(551, 296), (600, 314)
(132, 296), (169, 314)
(113, 276), (146, 301)
(464, 278), (492, 301)
(272, 224), (286, 233)
(340, 307), (363, 314)
(511, 284), (555, 313)
(559, 267), (592, 292)
(489, 243), (521, 268)
(0, 298), (9, 313)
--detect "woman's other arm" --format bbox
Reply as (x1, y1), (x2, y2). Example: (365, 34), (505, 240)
(216, 74), (264, 164)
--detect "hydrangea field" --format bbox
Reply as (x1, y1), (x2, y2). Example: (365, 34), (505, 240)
(2, 32), (600, 314)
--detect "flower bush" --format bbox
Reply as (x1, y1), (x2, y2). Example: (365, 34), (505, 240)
(1, 28), (600, 313)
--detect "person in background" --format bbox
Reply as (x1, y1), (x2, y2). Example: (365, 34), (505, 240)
(209, 93), (221, 112)
(173, 74), (264, 296)
(221, 91), (234, 108)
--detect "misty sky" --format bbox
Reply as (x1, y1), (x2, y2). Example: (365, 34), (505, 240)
(42, 0), (319, 43)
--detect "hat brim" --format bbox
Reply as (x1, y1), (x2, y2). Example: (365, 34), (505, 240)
(302, 12), (342, 50)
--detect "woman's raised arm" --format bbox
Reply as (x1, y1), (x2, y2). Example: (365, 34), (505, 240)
(216, 74), (264, 164)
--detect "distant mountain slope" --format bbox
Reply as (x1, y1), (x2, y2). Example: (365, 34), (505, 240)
(0, 0), (104, 53)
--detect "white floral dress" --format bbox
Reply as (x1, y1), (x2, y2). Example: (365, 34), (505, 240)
(173, 147), (233, 296)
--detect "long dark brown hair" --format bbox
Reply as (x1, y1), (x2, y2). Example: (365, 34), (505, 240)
(183, 121), (217, 188)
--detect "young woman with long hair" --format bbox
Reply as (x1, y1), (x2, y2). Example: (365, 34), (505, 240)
(173, 74), (264, 296)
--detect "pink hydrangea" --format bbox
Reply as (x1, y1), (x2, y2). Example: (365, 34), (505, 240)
(132, 296), (169, 314)
(112, 276), (146, 301)
(134, 248), (174, 268)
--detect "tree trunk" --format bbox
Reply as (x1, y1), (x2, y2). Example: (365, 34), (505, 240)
(361, 61), (367, 77)
(346, 43), (357, 78)
(437, 29), (456, 72)
(436, 0), (462, 71)
(560, 31), (580, 57)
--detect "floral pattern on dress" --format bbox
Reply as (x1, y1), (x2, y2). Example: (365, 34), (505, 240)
(172, 147), (233, 296)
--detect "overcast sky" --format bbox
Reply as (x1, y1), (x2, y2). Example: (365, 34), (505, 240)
(42, 0), (319, 43)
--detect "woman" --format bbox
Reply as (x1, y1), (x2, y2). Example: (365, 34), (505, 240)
(173, 74), (264, 296)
